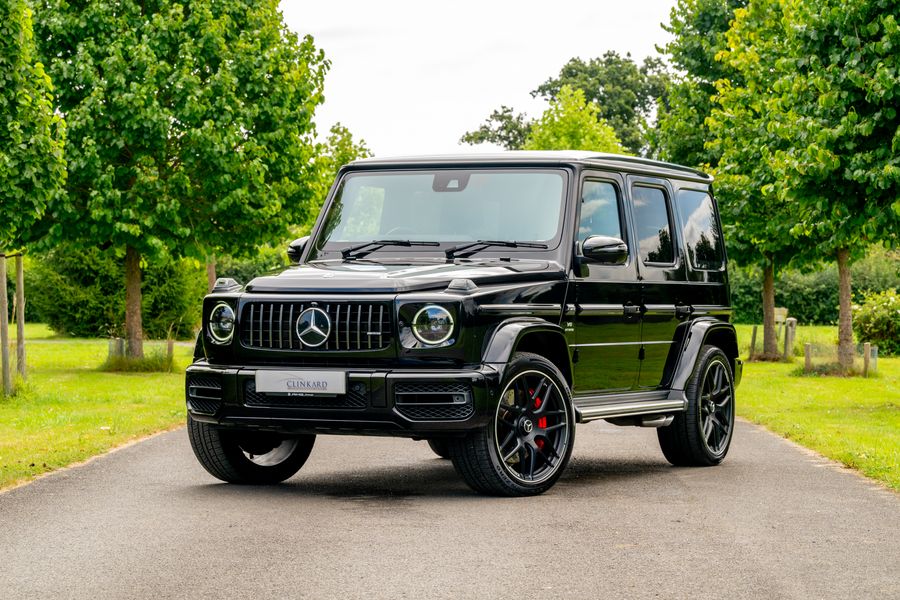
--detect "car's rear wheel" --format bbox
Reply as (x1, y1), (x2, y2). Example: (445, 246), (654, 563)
(426, 439), (451, 459)
(449, 352), (575, 496)
(188, 415), (315, 484)
(657, 345), (735, 466)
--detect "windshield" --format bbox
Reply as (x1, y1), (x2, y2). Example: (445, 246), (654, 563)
(310, 169), (567, 260)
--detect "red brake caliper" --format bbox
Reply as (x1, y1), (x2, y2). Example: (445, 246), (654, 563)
(530, 388), (547, 450)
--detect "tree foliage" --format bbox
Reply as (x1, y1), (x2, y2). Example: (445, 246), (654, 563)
(34, 0), (328, 355)
(533, 52), (668, 155)
(0, 0), (65, 247)
(653, 0), (747, 167)
(462, 52), (666, 155)
(459, 106), (531, 150)
(710, 0), (900, 367)
(522, 86), (623, 153)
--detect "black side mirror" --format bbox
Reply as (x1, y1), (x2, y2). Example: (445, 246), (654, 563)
(287, 236), (309, 264)
(581, 235), (628, 265)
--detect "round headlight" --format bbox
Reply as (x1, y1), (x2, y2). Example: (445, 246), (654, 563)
(209, 303), (235, 344)
(412, 305), (454, 345)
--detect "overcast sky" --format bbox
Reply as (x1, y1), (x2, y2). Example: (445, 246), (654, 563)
(280, 1), (677, 157)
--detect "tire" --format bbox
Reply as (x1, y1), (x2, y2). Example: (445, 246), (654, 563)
(426, 439), (451, 459)
(448, 352), (575, 496)
(188, 415), (316, 484)
(657, 345), (735, 466)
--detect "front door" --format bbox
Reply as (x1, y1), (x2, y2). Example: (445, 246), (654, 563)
(571, 173), (642, 395)
(627, 177), (688, 389)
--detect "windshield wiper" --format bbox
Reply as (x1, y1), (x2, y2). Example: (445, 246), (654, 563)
(445, 240), (549, 259)
(340, 239), (440, 260)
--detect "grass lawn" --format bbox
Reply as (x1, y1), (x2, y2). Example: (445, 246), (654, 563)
(734, 324), (900, 492)
(0, 334), (193, 490)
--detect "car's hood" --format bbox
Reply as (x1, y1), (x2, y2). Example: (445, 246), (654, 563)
(244, 260), (566, 294)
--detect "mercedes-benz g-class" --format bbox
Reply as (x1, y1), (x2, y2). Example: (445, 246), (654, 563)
(186, 151), (742, 496)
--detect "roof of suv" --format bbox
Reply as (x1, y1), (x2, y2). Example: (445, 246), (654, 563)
(350, 151), (712, 183)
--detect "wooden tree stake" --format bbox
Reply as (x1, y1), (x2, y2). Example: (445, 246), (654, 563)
(15, 255), (25, 379)
(749, 325), (758, 360)
(804, 343), (812, 372)
(863, 342), (871, 378)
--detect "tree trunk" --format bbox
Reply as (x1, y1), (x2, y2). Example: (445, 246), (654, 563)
(762, 256), (777, 356)
(124, 245), (144, 358)
(206, 255), (217, 293)
(836, 247), (854, 370)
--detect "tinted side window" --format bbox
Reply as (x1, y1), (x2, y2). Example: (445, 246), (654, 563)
(579, 181), (622, 241)
(632, 186), (674, 264)
(676, 190), (724, 269)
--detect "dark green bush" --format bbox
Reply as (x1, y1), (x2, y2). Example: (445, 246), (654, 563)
(852, 289), (900, 356)
(730, 246), (900, 324)
(26, 245), (205, 339)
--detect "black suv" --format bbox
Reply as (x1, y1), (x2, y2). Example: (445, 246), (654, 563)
(186, 151), (742, 496)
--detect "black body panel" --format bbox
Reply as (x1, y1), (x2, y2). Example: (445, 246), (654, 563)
(189, 152), (738, 436)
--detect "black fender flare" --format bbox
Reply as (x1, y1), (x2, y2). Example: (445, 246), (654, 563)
(667, 317), (741, 393)
(482, 317), (573, 390)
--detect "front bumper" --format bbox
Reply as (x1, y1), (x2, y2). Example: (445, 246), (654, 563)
(185, 361), (499, 437)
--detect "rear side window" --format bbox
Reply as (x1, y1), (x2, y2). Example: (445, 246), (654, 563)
(676, 190), (724, 270)
(632, 186), (674, 264)
(579, 180), (622, 241)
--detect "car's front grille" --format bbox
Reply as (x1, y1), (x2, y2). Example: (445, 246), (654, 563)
(394, 382), (474, 421)
(243, 380), (367, 409)
(239, 301), (393, 351)
(186, 374), (223, 415)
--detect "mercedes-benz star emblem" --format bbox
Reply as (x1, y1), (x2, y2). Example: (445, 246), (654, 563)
(295, 307), (331, 347)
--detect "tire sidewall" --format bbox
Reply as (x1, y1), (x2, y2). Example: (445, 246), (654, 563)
(484, 352), (576, 494)
(688, 347), (735, 463)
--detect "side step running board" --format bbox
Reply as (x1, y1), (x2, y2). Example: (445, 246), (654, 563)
(574, 391), (687, 423)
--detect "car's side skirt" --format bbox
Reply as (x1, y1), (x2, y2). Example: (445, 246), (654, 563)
(573, 390), (686, 423)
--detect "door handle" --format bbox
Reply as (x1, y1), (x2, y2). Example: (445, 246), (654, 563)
(623, 305), (642, 317)
(675, 304), (693, 319)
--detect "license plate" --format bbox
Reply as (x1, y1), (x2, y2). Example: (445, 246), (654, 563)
(255, 370), (346, 395)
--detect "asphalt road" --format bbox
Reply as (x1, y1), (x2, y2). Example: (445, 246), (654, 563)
(1, 420), (897, 599)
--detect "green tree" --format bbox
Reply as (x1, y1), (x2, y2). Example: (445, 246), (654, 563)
(533, 52), (668, 155)
(706, 0), (809, 356)
(34, 0), (328, 357)
(653, 0), (747, 167)
(763, 0), (900, 368)
(523, 86), (623, 153)
(462, 52), (666, 155)
(459, 106), (532, 150)
(0, 0), (65, 247)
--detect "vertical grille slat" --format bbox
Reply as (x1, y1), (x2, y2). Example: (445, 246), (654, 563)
(334, 305), (341, 351)
(240, 301), (392, 352)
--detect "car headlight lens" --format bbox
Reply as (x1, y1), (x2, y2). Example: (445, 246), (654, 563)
(209, 303), (235, 344)
(412, 305), (454, 345)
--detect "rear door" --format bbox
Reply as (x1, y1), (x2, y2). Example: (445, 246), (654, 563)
(571, 172), (642, 394)
(627, 176), (689, 389)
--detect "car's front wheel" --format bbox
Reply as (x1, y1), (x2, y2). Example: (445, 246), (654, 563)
(449, 352), (575, 496)
(188, 416), (315, 484)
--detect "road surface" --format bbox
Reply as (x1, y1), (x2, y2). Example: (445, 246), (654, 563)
(1, 420), (897, 599)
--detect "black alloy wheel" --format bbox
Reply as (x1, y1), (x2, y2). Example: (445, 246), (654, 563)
(658, 345), (735, 466)
(494, 369), (571, 484)
(699, 359), (734, 456)
(449, 352), (575, 496)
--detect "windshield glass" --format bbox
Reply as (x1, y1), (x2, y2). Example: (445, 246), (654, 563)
(310, 169), (567, 259)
